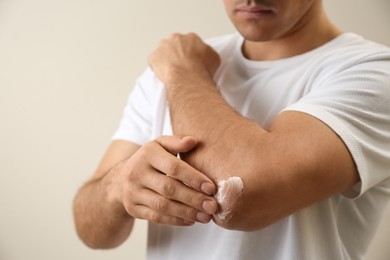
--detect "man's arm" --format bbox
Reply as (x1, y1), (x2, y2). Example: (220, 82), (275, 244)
(73, 136), (218, 249)
(73, 140), (138, 249)
(149, 33), (360, 230)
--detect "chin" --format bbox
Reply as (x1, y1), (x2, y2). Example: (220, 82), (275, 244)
(233, 22), (280, 42)
(238, 29), (276, 42)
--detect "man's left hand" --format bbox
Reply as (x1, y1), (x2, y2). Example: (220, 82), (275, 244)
(148, 33), (221, 86)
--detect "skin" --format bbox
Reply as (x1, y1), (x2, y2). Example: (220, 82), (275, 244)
(225, 0), (342, 60)
(73, 136), (218, 248)
(73, 0), (359, 248)
(215, 177), (244, 221)
(147, 0), (358, 230)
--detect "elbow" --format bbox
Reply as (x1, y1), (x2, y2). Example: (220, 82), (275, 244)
(73, 198), (134, 250)
(211, 173), (282, 231)
(73, 217), (115, 250)
(74, 226), (114, 250)
(212, 196), (279, 232)
(82, 239), (122, 250)
(78, 235), (112, 250)
(74, 219), (131, 250)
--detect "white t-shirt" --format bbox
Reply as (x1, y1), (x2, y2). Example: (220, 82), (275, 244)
(113, 33), (390, 260)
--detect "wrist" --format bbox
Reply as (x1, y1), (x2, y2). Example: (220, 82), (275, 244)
(164, 63), (214, 90)
(101, 163), (129, 218)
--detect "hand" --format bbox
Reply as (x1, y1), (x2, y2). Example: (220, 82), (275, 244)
(148, 33), (221, 86)
(106, 135), (218, 226)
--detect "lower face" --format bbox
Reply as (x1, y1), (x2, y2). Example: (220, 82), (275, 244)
(223, 0), (317, 42)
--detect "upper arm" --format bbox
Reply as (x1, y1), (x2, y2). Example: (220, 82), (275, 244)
(93, 140), (141, 180)
(260, 111), (358, 217)
(214, 111), (360, 230)
(268, 110), (359, 193)
(218, 59), (390, 230)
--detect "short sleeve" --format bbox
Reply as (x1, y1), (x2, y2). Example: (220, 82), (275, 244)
(112, 68), (156, 146)
(284, 53), (390, 198)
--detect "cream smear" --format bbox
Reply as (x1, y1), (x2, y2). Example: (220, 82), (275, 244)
(215, 176), (244, 221)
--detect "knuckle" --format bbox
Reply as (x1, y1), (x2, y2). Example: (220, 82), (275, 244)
(187, 32), (197, 38)
(161, 181), (176, 197)
(170, 32), (181, 39)
(138, 141), (157, 161)
(135, 146), (149, 161)
(125, 162), (142, 182)
(185, 207), (198, 220)
(191, 194), (205, 209)
(154, 198), (168, 212)
(165, 160), (179, 178)
(122, 201), (135, 216)
(147, 211), (161, 223)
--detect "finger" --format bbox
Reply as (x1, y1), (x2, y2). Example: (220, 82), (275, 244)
(154, 135), (198, 155)
(141, 172), (218, 215)
(122, 185), (197, 225)
(134, 188), (212, 224)
(136, 187), (213, 224)
(149, 137), (216, 196)
(131, 205), (195, 226)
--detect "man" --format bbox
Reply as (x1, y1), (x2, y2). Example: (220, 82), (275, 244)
(73, 0), (390, 259)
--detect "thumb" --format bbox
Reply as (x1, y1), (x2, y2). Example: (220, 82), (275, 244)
(154, 135), (198, 155)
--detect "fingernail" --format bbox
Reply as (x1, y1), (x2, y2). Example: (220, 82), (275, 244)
(196, 212), (211, 223)
(202, 200), (217, 214)
(201, 182), (215, 195)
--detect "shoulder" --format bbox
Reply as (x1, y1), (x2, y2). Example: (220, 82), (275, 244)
(302, 33), (390, 90)
(319, 33), (390, 68)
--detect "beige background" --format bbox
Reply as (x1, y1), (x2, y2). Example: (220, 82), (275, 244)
(0, 0), (389, 259)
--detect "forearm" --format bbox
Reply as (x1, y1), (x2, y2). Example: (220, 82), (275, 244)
(73, 162), (134, 249)
(167, 73), (263, 172)
(166, 76), (274, 228)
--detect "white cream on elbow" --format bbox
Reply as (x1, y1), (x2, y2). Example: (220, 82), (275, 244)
(215, 176), (244, 222)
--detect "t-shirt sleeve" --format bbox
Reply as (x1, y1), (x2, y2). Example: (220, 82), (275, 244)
(112, 68), (156, 146)
(284, 53), (390, 198)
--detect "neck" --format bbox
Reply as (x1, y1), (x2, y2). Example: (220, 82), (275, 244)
(243, 5), (342, 61)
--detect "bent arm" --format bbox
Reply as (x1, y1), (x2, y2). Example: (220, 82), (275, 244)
(148, 33), (359, 230)
(167, 75), (359, 231)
